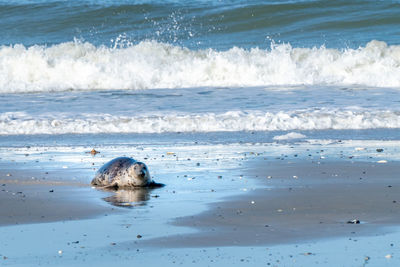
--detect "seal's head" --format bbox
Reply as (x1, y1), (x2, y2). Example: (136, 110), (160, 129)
(128, 161), (151, 186)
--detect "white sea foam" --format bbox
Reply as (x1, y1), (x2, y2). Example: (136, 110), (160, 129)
(1, 109), (400, 134)
(273, 132), (306, 141)
(1, 40), (400, 93)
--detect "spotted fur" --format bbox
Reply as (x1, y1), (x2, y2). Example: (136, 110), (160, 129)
(91, 157), (151, 188)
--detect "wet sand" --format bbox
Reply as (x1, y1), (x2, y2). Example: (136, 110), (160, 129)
(2, 156), (400, 247)
(1, 141), (400, 266)
(145, 160), (400, 247)
(0, 172), (121, 226)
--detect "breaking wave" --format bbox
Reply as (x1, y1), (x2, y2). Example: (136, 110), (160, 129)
(1, 109), (400, 134)
(1, 40), (400, 93)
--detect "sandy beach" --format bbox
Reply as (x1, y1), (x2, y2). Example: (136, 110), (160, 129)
(148, 160), (400, 247)
(0, 139), (399, 266)
(0, 179), (120, 226)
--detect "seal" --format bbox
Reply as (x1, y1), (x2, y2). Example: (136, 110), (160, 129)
(91, 157), (161, 189)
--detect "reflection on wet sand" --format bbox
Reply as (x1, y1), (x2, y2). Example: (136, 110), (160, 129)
(102, 188), (152, 208)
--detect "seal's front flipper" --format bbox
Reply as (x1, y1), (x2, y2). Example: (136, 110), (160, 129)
(103, 183), (119, 190)
(148, 181), (165, 188)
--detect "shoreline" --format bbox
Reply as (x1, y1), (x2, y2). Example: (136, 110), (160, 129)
(2, 143), (399, 246)
(2, 147), (400, 246)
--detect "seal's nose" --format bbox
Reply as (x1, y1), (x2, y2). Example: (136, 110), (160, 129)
(139, 169), (146, 177)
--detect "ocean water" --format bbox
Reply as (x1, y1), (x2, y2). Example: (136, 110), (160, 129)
(1, 0), (400, 139)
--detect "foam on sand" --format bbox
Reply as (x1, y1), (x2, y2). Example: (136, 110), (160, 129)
(273, 132), (306, 141)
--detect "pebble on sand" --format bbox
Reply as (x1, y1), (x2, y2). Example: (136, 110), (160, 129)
(347, 219), (360, 224)
(90, 148), (100, 155)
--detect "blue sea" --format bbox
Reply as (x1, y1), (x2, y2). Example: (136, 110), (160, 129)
(0, 0), (400, 138)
